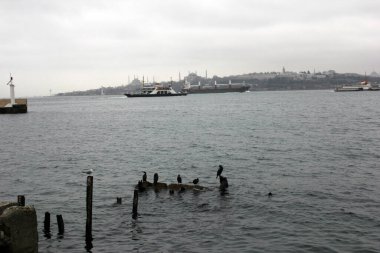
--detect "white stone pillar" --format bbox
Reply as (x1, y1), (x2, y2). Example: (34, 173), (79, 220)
(10, 83), (16, 105)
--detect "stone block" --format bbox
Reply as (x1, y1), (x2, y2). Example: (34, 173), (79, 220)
(0, 203), (38, 253)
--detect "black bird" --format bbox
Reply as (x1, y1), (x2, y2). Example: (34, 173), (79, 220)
(153, 173), (159, 184)
(177, 174), (182, 184)
(268, 192), (273, 198)
(193, 178), (199, 185)
(216, 165), (223, 178)
(142, 172), (147, 182)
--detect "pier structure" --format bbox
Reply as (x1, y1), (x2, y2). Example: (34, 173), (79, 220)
(0, 76), (27, 114)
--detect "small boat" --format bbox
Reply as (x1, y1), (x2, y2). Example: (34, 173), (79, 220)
(124, 84), (187, 97)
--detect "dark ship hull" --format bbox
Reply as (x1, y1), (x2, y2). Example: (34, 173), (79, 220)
(186, 85), (250, 94)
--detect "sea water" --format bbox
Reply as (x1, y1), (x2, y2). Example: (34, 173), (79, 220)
(0, 90), (379, 252)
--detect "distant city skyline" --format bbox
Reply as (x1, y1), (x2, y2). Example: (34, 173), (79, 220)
(1, 0), (379, 97)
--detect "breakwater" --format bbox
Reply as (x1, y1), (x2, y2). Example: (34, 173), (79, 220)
(0, 99), (27, 114)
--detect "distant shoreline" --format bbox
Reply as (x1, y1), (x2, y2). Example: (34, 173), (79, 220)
(56, 72), (380, 96)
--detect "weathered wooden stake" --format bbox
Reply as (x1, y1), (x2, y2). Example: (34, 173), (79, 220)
(86, 176), (93, 241)
(132, 189), (138, 219)
(44, 212), (50, 233)
(17, 195), (25, 206)
(117, 197), (122, 204)
(56, 214), (64, 235)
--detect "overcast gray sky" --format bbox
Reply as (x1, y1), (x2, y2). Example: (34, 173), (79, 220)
(1, 0), (379, 96)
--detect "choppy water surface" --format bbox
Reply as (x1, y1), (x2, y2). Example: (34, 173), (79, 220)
(1, 90), (380, 252)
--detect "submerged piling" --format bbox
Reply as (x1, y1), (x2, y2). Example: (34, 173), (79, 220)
(86, 176), (93, 241)
(44, 212), (51, 237)
(17, 195), (25, 206)
(132, 189), (138, 219)
(56, 214), (64, 235)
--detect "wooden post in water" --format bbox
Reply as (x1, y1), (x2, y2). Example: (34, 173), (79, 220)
(44, 212), (50, 233)
(132, 189), (138, 219)
(86, 176), (93, 241)
(56, 214), (64, 235)
(17, 195), (25, 206)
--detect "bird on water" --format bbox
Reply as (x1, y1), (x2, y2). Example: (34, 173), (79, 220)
(193, 178), (199, 185)
(177, 174), (182, 184)
(82, 168), (94, 175)
(142, 172), (147, 182)
(154, 173), (159, 184)
(216, 165), (223, 178)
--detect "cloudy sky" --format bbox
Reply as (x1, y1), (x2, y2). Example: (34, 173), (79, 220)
(0, 0), (379, 96)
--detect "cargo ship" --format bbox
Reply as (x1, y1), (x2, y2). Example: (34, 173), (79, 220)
(183, 80), (250, 94)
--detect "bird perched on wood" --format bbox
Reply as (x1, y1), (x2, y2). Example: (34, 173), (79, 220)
(219, 175), (229, 189)
(142, 172), (147, 182)
(193, 178), (199, 185)
(82, 168), (94, 175)
(137, 180), (145, 192)
(216, 165), (223, 178)
(177, 174), (182, 184)
(153, 173), (159, 184)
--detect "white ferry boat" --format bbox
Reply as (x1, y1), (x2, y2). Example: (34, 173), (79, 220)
(124, 84), (187, 97)
(334, 81), (380, 92)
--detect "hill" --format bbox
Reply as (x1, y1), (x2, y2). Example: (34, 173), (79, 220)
(56, 71), (380, 96)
